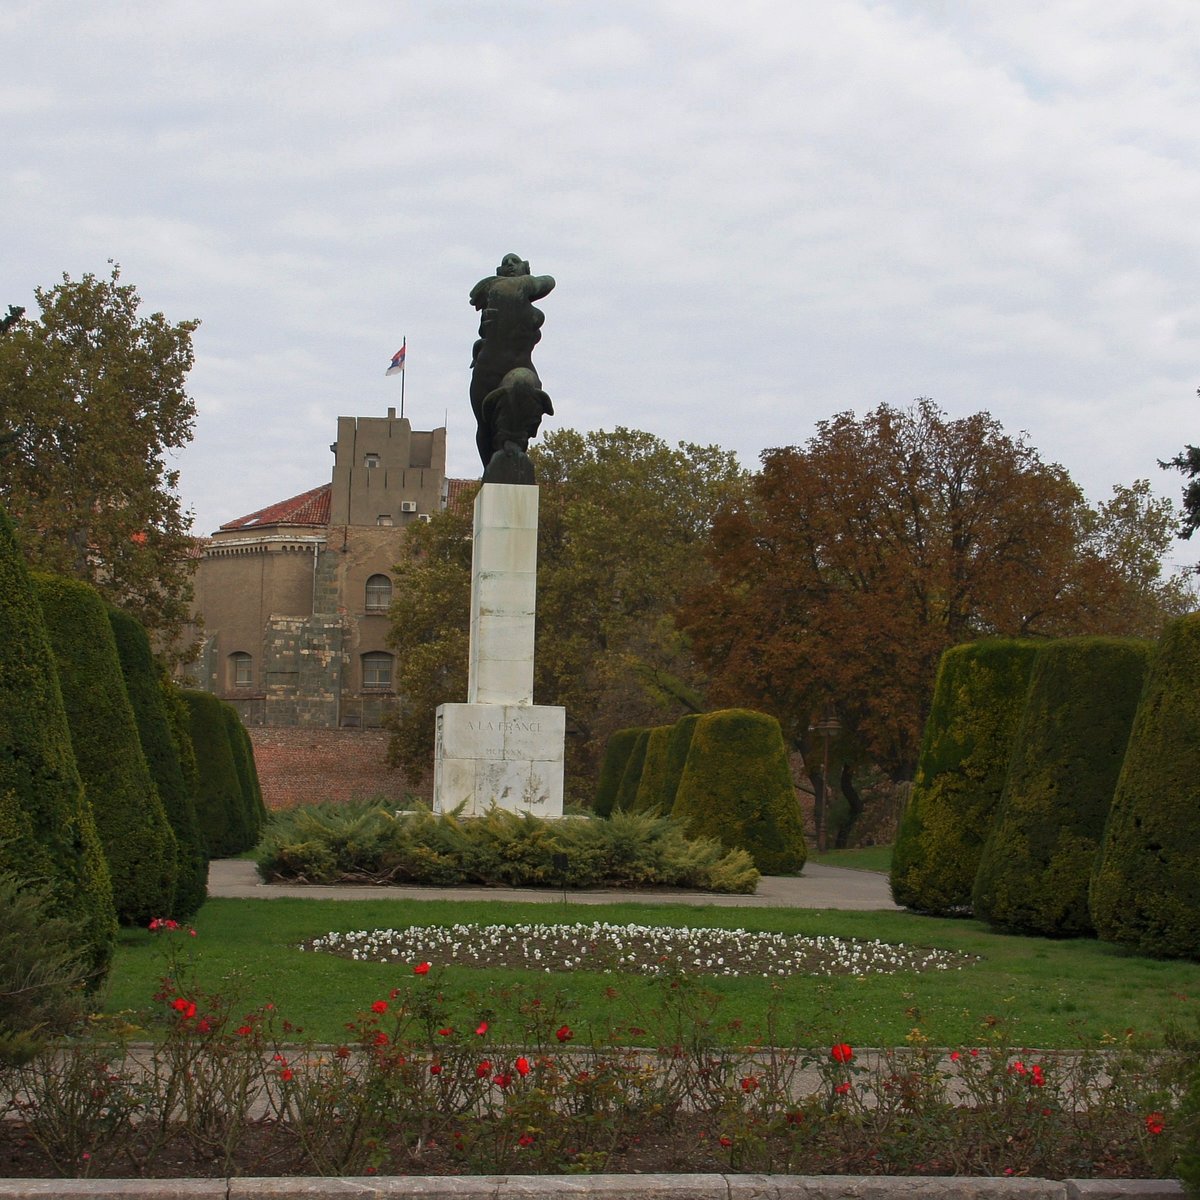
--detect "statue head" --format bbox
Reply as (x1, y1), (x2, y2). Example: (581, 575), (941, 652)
(497, 253), (530, 278)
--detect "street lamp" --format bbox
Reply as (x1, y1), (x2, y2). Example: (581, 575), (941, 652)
(808, 714), (842, 853)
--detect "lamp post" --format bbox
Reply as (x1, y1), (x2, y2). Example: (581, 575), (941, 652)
(808, 715), (842, 852)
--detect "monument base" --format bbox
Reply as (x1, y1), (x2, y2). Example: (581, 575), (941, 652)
(433, 702), (565, 818)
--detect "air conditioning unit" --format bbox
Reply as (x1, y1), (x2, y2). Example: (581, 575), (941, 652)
(418, 514), (433, 523)
(400, 501), (418, 513)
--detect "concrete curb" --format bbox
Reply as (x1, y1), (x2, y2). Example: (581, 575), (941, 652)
(0, 1175), (1184, 1199)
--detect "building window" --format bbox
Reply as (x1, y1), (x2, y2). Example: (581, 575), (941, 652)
(365, 573), (393, 612)
(364, 453), (380, 469)
(230, 651), (253, 688)
(362, 651), (394, 691)
(376, 514), (394, 526)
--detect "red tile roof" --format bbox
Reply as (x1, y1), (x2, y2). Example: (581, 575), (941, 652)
(220, 483), (332, 531)
(445, 477), (479, 514)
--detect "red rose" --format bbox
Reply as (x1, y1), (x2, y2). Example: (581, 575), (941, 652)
(371, 1000), (388, 1014)
(1146, 1112), (1165, 1136)
(830, 1043), (853, 1063)
(475, 1020), (489, 1036)
(556, 1024), (574, 1043)
(414, 961), (431, 975)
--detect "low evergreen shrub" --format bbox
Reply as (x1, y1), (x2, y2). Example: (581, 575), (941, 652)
(256, 801), (759, 894)
(1090, 613), (1200, 960)
(182, 690), (253, 856)
(107, 608), (208, 920)
(593, 728), (644, 817)
(972, 637), (1151, 937)
(890, 639), (1039, 915)
(671, 708), (806, 874)
(33, 574), (178, 926)
(0, 871), (90, 1066)
(0, 510), (116, 979)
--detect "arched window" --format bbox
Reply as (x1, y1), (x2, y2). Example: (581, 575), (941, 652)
(362, 651), (394, 691)
(365, 573), (393, 612)
(229, 651), (253, 688)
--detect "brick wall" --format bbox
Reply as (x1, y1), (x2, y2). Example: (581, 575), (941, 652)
(248, 726), (430, 810)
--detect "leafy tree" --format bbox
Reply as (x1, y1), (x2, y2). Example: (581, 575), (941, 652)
(682, 399), (1171, 784)
(0, 267), (199, 649)
(1160, 403), (1200, 567)
(387, 428), (747, 796)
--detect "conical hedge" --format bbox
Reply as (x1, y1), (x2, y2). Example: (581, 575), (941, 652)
(108, 608), (208, 919)
(612, 729), (650, 814)
(1090, 613), (1200, 960)
(0, 509), (116, 977)
(222, 704), (266, 845)
(972, 637), (1151, 937)
(890, 639), (1039, 915)
(33, 574), (178, 926)
(673, 708), (806, 874)
(631, 725), (674, 814)
(182, 689), (253, 856)
(594, 727), (645, 817)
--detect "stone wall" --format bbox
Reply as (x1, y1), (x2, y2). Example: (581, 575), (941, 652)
(247, 726), (429, 810)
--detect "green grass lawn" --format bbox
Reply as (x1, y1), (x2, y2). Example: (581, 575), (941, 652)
(101, 895), (1200, 1051)
(807, 845), (894, 873)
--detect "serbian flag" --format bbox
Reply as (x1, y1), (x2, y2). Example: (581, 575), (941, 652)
(385, 342), (406, 376)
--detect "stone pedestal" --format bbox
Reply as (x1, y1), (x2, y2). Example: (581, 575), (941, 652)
(433, 483), (565, 818)
(434, 703), (564, 817)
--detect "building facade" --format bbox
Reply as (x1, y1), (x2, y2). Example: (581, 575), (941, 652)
(188, 408), (469, 730)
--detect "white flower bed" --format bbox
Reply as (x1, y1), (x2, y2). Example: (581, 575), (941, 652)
(301, 922), (977, 978)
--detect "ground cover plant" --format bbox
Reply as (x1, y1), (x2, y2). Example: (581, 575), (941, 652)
(3, 918), (1196, 1181)
(256, 803), (759, 894)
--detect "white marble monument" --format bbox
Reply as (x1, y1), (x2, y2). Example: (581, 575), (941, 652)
(433, 483), (565, 817)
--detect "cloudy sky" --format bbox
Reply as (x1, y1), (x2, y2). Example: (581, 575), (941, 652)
(4, 1), (1199, 562)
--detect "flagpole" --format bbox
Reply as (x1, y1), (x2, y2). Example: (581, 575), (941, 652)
(400, 336), (406, 420)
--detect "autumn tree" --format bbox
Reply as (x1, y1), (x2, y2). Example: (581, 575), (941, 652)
(0, 267), (199, 648)
(681, 399), (1165, 786)
(387, 427), (747, 795)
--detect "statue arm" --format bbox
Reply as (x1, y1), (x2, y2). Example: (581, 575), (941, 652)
(525, 275), (555, 302)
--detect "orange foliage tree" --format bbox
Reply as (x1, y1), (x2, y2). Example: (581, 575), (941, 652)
(679, 399), (1161, 791)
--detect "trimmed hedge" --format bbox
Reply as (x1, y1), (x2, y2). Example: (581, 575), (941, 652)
(890, 639), (1039, 915)
(108, 608), (208, 920)
(222, 705), (266, 845)
(257, 802), (759, 894)
(0, 511), (116, 979)
(972, 637), (1151, 937)
(182, 690), (253, 856)
(1090, 613), (1200, 960)
(33, 574), (177, 928)
(631, 725), (674, 814)
(662, 714), (699, 808)
(593, 728), (645, 817)
(612, 729), (651, 814)
(672, 708), (806, 874)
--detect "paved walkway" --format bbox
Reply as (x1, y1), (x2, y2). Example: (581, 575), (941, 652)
(207, 859), (902, 911)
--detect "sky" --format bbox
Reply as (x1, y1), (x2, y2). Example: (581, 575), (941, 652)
(3, 0), (1199, 565)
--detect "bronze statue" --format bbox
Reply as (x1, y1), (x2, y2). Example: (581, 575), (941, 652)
(469, 254), (555, 478)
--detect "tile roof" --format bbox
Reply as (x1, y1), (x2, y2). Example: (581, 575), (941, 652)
(220, 483), (332, 531)
(445, 477), (479, 514)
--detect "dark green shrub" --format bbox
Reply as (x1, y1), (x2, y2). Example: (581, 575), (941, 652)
(256, 801), (759, 893)
(612, 729), (650, 814)
(890, 639), (1039, 915)
(33, 574), (178, 926)
(662, 713), (699, 805)
(972, 638), (1151, 937)
(222, 705), (266, 846)
(0, 871), (90, 1066)
(1090, 613), (1200, 959)
(107, 608), (207, 919)
(182, 689), (252, 856)
(631, 725), (674, 813)
(672, 708), (806, 874)
(593, 728), (645, 817)
(0, 509), (116, 978)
